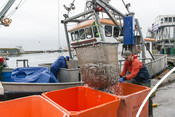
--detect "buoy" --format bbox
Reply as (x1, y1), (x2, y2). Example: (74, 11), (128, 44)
(152, 103), (158, 107)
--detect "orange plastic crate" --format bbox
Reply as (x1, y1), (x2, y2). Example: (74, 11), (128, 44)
(42, 86), (120, 117)
(109, 82), (150, 117)
(0, 95), (69, 117)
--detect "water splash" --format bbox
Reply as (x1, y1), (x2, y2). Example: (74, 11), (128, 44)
(108, 83), (124, 96)
(85, 83), (124, 96)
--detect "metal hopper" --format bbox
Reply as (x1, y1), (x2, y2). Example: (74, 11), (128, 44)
(72, 40), (120, 88)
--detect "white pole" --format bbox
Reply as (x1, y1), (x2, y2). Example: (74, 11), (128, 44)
(136, 67), (175, 117)
(58, 0), (61, 50)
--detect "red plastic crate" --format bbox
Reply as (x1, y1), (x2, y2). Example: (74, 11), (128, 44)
(0, 95), (69, 117)
(109, 82), (150, 117)
(42, 86), (120, 117)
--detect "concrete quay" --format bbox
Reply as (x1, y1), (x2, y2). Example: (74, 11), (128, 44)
(151, 72), (175, 87)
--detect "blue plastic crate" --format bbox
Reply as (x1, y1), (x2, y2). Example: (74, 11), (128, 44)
(2, 72), (12, 82)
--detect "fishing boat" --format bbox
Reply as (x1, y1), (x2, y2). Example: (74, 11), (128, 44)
(0, 58), (83, 100)
(61, 0), (168, 78)
(0, 0), (168, 101)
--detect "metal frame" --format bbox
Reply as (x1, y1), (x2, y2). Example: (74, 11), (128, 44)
(62, 9), (94, 24)
(61, 0), (148, 60)
(96, 0), (123, 31)
(0, 0), (15, 22)
(135, 19), (155, 61)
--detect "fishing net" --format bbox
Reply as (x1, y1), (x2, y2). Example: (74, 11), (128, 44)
(74, 41), (120, 88)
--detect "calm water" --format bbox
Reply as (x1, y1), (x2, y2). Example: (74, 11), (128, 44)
(6, 52), (69, 68)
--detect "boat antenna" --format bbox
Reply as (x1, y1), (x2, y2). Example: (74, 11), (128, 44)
(63, 0), (76, 19)
(58, 0), (61, 50)
(6, 0), (26, 18)
(121, 0), (130, 13)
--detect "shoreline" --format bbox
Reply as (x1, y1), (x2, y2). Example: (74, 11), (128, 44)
(0, 49), (69, 56)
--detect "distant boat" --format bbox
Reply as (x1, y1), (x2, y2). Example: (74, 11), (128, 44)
(0, 59), (82, 100)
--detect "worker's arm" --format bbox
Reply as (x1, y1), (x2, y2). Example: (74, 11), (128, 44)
(66, 61), (72, 69)
(120, 61), (127, 77)
(50, 56), (64, 78)
(125, 60), (142, 80)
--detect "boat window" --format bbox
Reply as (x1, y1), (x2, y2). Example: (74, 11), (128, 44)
(75, 31), (79, 40)
(79, 29), (85, 39)
(114, 27), (119, 37)
(105, 25), (112, 37)
(85, 27), (93, 38)
(165, 17), (168, 22)
(173, 17), (175, 22)
(161, 18), (163, 24)
(93, 26), (99, 37)
(169, 17), (172, 22)
(146, 43), (150, 50)
(71, 32), (75, 41)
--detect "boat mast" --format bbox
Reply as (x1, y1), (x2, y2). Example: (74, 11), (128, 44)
(62, 0), (76, 59)
(58, 0), (61, 50)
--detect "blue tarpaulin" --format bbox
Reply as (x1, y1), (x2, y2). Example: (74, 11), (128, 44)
(9, 67), (59, 83)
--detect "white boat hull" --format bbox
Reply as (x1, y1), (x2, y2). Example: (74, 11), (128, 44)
(2, 81), (84, 92)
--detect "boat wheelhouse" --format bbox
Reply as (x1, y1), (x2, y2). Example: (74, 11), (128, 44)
(68, 18), (121, 43)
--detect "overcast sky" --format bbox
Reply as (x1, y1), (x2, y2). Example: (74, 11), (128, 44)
(0, 0), (175, 51)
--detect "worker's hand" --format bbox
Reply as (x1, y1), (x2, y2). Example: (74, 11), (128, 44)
(119, 77), (124, 83)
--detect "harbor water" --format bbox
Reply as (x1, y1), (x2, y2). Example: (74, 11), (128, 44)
(5, 52), (69, 68)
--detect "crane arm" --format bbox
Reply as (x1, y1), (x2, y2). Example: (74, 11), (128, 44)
(0, 0), (15, 26)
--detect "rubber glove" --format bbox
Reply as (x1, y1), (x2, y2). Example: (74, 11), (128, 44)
(119, 77), (124, 83)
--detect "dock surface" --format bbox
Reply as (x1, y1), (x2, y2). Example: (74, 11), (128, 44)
(153, 80), (175, 117)
(152, 72), (175, 116)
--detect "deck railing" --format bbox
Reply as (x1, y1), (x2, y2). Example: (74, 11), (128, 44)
(118, 54), (167, 78)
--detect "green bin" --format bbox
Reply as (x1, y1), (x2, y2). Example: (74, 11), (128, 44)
(170, 48), (175, 55)
(164, 48), (166, 54)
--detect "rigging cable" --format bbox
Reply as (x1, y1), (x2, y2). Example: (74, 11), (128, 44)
(6, 0), (27, 18)
(96, 20), (120, 42)
(75, 20), (95, 42)
(121, 0), (130, 13)
(0, 1), (8, 11)
(0, 0), (27, 28)
(0, 1), (10, 28)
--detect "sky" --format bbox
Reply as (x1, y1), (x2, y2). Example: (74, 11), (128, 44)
(0, 0), (175, 51)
